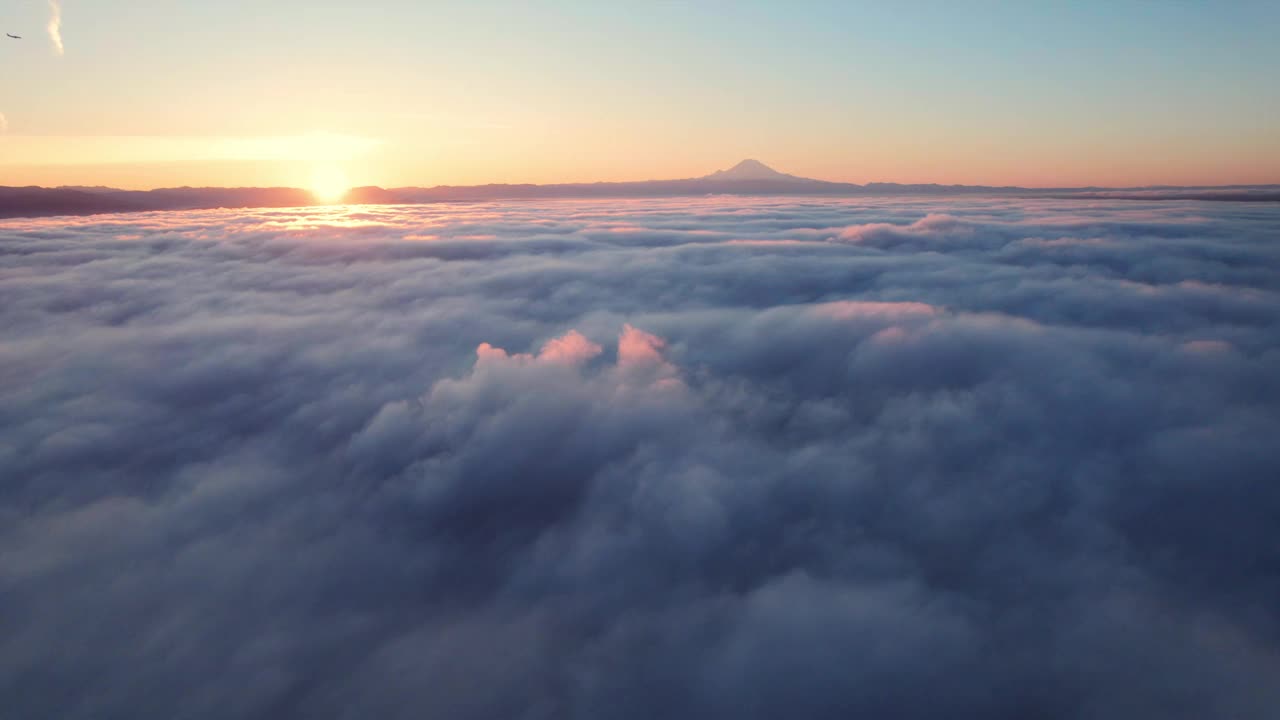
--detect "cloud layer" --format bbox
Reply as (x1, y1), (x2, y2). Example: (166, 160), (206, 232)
(2, 197), (1279, 719)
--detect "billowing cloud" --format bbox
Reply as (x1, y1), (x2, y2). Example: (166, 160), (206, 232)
(1, 196), (1279, 719)
(47, 0), (63, 56)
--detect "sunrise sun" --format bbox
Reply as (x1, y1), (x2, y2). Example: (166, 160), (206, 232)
(310, 166), (350, 204)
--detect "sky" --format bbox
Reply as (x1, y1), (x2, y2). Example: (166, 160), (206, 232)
(2, 0), (1279, 189)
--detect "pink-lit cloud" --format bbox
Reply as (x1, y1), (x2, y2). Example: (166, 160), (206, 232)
(538, 330), (604, 365)
(813, 300), (941, 322)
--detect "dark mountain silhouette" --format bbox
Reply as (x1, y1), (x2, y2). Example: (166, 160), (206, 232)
(343, 186), (405, 205)
(0, 186), (313, 219)
(0, 186), (145, 217)
(2, 160), (1278, 219)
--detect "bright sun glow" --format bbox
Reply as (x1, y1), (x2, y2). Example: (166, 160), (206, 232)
(310, 166), (350, 204)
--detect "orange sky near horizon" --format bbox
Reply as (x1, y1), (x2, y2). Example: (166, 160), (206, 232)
(2, 2), (1278, 191)
(3, 126), (1277, 191)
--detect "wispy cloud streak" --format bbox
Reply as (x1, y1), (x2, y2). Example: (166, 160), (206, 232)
(47, 0), (63, 56)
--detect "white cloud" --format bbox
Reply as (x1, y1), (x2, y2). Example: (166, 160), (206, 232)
(47, 0), (63, 56)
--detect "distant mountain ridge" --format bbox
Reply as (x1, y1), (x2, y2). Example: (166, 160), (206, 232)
(3, 160), (1278, 219)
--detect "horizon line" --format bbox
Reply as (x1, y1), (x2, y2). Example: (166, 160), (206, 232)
(3, 160), (1279, 222)
(4, 155), (1280, 194)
